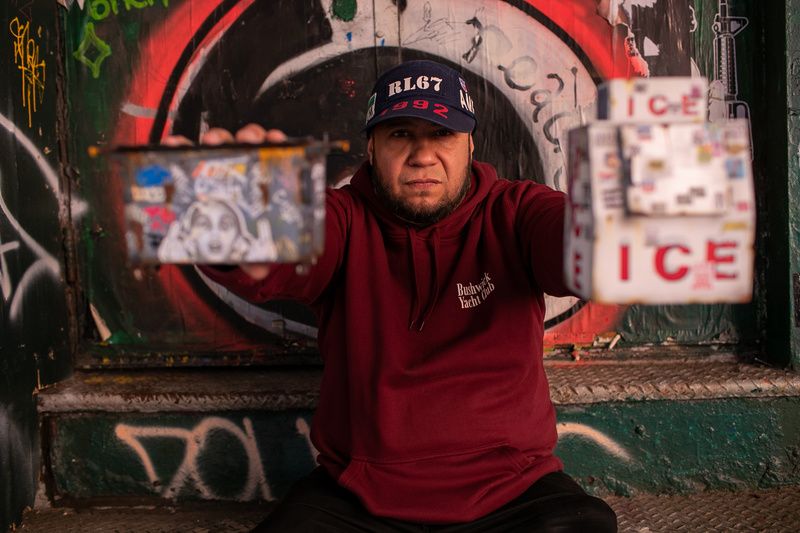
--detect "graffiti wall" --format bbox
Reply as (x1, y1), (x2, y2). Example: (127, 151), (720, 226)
(1, 1), (74, 530)
(45, 397), (800, 502)
(61, 0), (760, 366)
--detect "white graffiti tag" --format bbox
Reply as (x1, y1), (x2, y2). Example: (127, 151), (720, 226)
(295, 417), (319, 462)
(0, 238), (20, 300)
(557, 422), (634, 463)
(0, 407), (33, 507)
(115, 417), (274, 501)
(0, 111), (87, 323)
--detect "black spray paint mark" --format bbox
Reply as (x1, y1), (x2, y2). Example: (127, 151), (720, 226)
(498, 56), (538, 91)
(463, 17), (482, 63)
(530, 73), (564, 123)
(571, 66), (578, 108)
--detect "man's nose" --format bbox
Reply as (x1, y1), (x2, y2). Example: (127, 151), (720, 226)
(407, 138), (437, 166)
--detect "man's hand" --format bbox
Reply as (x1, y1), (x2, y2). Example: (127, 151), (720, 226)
(162, 123), (288, 147)
(162, 124), (288, 281)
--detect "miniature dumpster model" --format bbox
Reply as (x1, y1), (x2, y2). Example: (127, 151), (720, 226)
(565, 78), (755, 305)
(112, 139), (345, 264)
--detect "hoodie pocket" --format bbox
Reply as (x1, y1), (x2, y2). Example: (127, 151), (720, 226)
(337, 442), (533, 523)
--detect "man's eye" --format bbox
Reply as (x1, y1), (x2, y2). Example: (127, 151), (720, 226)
(435, 129), (453, 137)
(390, 130), (409, 137)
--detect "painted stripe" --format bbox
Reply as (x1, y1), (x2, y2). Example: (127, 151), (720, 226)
(196, 267), (319, 338)
(0, 112), (88, 219)
(121, 102), (175, 120)
(558, 422), (634, 462)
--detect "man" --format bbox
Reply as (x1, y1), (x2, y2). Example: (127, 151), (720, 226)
(179, 60), (617, 531)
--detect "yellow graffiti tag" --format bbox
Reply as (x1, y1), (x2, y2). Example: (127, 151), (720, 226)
(9, 17), (46, 128)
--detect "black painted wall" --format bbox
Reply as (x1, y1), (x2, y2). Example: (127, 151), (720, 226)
(1, 1), (74, 530)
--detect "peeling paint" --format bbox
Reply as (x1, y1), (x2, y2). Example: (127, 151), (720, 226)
(331, 0), (357, 22)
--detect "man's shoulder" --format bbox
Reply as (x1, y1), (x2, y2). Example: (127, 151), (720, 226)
(485, 176), (563, 201)
(472, 162), (554, 193)
(326, 183), (364, 208)
(324, 183), (380, 230)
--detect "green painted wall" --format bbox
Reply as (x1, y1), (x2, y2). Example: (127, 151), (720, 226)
(560, 398), (800, 496)
(44, 398), (800, 503)
(761, 0), (799, 369)
(0, 2), (75, 530)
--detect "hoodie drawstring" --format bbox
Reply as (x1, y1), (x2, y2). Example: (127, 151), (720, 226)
(408, 227), (441, 332)
(408, 227), (423, 331)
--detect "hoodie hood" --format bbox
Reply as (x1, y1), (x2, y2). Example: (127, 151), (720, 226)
(347, 160), (498, 330)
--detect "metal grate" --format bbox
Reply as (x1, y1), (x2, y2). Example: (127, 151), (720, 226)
(546, 360), (800, 404)
(37, 360), (800, 414)
(16, 504), (272, 533)
(16, 486), (800, 532)
(607, 486), (800, 532)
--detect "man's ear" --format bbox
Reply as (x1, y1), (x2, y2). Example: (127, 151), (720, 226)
(367, 135), (374, 166)
(469, 134), (474, 156)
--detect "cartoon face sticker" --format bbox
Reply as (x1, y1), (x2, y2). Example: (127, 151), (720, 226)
(158, 199), (256, 262)
(187, 201), (243, 261)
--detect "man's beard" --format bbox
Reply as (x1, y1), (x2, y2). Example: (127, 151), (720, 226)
(371, 159), (472, 227)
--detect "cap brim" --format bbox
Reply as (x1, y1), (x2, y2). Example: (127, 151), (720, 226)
(364, 98), (476, 134)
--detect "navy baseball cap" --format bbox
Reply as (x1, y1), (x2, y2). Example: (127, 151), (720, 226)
(364, 60), (477, 133)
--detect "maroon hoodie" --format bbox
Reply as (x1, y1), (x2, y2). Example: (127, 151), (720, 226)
(201, 160), (572, 524)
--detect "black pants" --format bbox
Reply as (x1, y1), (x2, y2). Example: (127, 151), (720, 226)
(253, 468), (617, 532)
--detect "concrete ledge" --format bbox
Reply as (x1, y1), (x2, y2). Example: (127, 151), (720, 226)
(37, 360), (800, 413)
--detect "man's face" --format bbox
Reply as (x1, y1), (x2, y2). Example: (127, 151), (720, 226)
(368, 118), (474, 226)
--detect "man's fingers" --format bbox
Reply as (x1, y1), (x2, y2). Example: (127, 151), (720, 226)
(165, 125), (287, 147)
(235, 123), (288, 144)
(264, 128), (288, 143)
(240, 263), (271, 281)
(235, 124), (269, 143)
(202, 127), (236, 145)
(162, 135), (194, 147)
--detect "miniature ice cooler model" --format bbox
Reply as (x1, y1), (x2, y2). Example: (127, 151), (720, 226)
(565, 79), (755, 304)
(112, 139), (346, 264)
